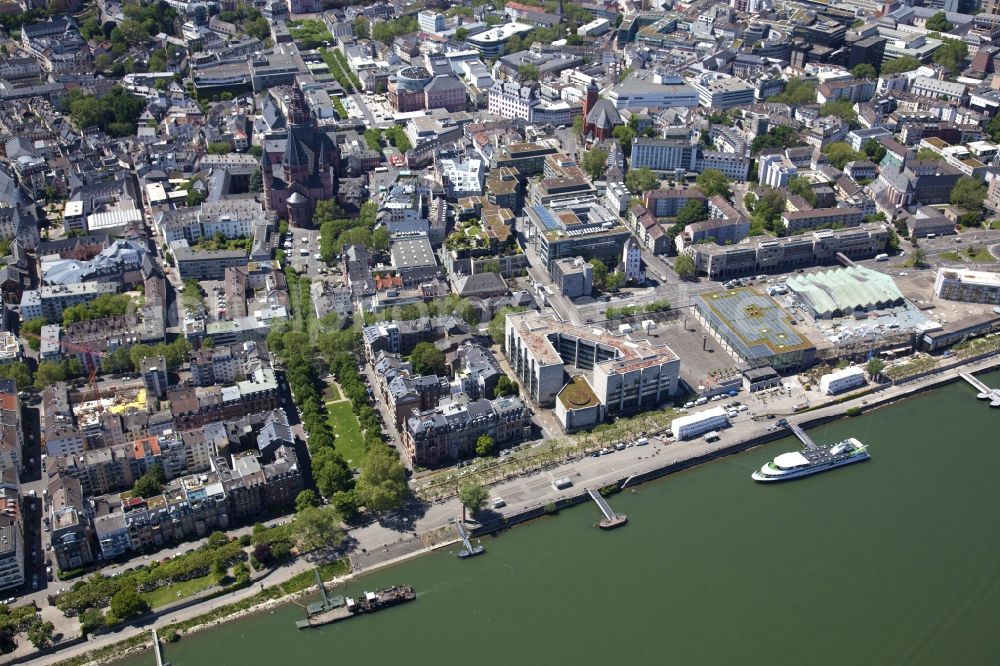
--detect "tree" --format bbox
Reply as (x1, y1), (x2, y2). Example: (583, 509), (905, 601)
(459, 481), (488, 518)
(675, 199), (708, 227)
(114, 18), (150, 46)
(950, 176), (987, 211)
(581, 148), (608, 181)
(866, 358), (886, 378)
(881, 55), (921, 75)
(410, 341), (445, 376)
(211, 556), (227, 584)
(787, 176), (817, 206)
(612, 124), (637, 157)
(79, 608), (107, 635)
(625, 166), (659, 194)
(768, 77), (816, 105)
(518, 63), (539, 81)
(0, 362), (31, 389)
(311, 447), (353, 498)
(110, 588), (149, 620)
(296, 489), (320, 513)
(371, 227), (390, 252)
(26, 621), (54, 649)
(908, 247), (928, 268)
(489, 306), (526, 347)
(850, 63), (877, 80)
(34, 360), (66, 390)
(475, 434), (494, 457)
(21, 318), (45, 350)
(454, 27), (468, 41)
(675, 255), (696, 279)
(925, 11), (953, 32)
(605, 271), (626, 291)
(696, 168), (731, 199)
(820, 99), (858, 124)
(572, 114), (584, 139)
(355, 443), (408, 513)
(751, 125), (804, 156)
(933, 37), (968, 77)
(330, 489), (360, 521)
(863, 138), (887, 163)
(495, 375), (518, 397)
(822, 142), (865, 170)
(132, 473), (162, 498)
(590, 258), (609, 290)
(249, 169), (262, 193)
(294, 506), (344, 553)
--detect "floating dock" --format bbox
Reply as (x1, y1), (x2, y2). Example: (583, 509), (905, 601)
(959, 372), (1000, 407)
(295, 569), (349, 629)
(586, 488), (627, 529)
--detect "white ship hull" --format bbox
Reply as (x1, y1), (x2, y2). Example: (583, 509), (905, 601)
(752, 449), (870, 483)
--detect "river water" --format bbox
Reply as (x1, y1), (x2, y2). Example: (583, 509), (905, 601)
(118, 371), (1000, 666)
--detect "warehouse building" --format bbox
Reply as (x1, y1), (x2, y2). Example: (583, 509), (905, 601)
(786, 266), (906, 319)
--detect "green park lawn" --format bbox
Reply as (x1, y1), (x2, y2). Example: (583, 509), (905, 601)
(326, 400), (366, 467)
(140, 572), (216, 608)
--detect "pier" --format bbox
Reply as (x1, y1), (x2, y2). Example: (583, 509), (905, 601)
(586, 488), (627, 529)
(788, 422), (818, 450)
(959, 372), (1000, 406)
(151, 629), (168, 666)
(455, 521), (484, 558)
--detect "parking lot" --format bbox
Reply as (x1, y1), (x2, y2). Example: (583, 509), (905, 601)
(283, 228), (326, 278)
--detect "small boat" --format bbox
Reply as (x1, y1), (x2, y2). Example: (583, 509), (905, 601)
(458, 545), (485, 558)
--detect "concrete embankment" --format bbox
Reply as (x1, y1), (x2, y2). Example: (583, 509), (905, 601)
(469, 353), (1000, 539)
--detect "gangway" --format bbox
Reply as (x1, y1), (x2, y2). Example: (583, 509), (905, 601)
(151, 629), (170, 666)
(586, 488), (627, 529)
(455, 520), (484, 558)
(787, 422), (818, 450)
(959, 372), (1000, 406)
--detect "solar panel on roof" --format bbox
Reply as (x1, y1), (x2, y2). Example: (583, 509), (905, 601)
(532, 206), (560, 231)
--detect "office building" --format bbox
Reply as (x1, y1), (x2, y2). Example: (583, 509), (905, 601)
(505, 311), (680, 428)
(935, 268), (1000, 304)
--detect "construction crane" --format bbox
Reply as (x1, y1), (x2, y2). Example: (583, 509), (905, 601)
(21, 330), (109, 406)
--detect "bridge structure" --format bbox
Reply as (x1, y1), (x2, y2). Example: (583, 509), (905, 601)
(959, 372), (1000, 407)
(788, 422), (818, 450)
(586, 488), (627, 529)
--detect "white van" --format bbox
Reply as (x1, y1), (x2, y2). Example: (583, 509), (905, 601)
(875, 253), (888, 262)
(299, 248), (309, 256)
(694, 397), (708, 406)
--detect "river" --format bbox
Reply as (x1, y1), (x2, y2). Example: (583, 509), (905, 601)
(118, 371), (1000, 666)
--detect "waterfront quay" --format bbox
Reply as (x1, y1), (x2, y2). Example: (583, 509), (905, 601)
(19, 353), (1000, 666)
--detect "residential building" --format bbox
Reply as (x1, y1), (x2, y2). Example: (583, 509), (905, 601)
(781, 206), (865, 234)
(172, 247), (247, 281)
(403, 397), (532, 465)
